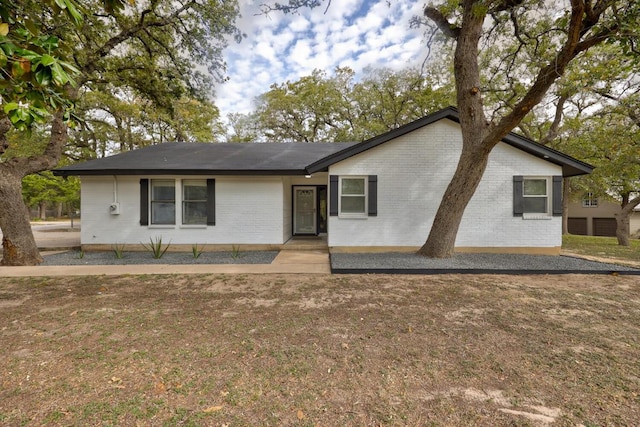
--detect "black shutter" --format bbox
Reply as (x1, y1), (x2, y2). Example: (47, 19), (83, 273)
(368, 175), (377, 217)
(329, 175), (338, 216)
(513, 176), (523, 217)
(206, 179), (216, 226)
(552, 175), (563, 216)
(140, 179), (149, 225)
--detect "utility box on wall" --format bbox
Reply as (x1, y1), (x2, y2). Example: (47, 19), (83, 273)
(109, 202), (120, 215)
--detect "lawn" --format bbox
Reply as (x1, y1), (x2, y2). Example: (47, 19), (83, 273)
(1, 273), (639, 426)
(562, 234), (640, 263)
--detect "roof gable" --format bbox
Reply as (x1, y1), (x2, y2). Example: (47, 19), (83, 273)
(305, 106), (593, 177)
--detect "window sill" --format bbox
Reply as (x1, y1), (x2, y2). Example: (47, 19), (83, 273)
(148, 225), (176, 229)
(522, 213), (552, 220)
(338, 214), (368, 219)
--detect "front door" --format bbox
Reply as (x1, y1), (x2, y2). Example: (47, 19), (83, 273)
(294, 187), (317, 235)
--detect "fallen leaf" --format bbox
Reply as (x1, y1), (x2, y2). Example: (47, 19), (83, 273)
(203, 405), (223, 413)
(297, 409), (305, 420)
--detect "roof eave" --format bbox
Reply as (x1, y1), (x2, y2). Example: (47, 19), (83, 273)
(53, 169), (311, 177)
(306, 107), (459, 174)
(306, 106), (594, 177)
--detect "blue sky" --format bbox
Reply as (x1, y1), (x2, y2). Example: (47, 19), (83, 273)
(214, 0), (427, 117)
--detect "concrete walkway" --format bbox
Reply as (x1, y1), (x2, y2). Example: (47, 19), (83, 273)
(0, 251), (331, 277)
(0, 221), (331, 277)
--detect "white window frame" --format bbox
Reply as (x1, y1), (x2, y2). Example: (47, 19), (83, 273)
(582, 192), (598, 208)
(338, 176), (368, 218)
(150, 179), (176, 225)
(522, 177), (550, 217)
(181, 179), (207, 226)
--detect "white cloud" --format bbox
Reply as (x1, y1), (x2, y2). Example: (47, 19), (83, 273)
(215, 0), (428, 117)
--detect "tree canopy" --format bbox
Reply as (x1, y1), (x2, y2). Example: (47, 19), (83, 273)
(0, 0), (242, 265)
(229, 65), (455, 143)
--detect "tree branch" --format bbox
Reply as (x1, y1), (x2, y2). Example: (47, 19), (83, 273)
(539, 94), (568, 146)
(424, 6), (460, 39)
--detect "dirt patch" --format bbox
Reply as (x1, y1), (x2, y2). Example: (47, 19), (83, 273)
(1, 273), (639, 426)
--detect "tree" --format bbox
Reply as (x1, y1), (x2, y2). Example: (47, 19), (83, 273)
(22, 172), (80, 219)
(252, 65), (454, 142)
(416, 1), (637, 257)
(265, 0), (638, 257)
(0, 0), (242, 265)
(564, 102), (640, 246)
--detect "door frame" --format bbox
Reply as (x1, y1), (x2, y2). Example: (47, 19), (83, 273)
(292, 185), (327, 236)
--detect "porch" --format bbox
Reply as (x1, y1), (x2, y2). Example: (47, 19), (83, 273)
(283, 235), (328, 251)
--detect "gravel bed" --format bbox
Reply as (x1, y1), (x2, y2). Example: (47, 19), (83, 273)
(42, 250), (279, 265)
(331, 252), (640, 274)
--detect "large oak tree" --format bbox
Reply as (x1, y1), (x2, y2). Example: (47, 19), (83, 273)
(0, 0), (242, 265)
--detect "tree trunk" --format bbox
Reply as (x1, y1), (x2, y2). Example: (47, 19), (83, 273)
(39, 201), (47, 220)
(418, 1), (488, 258)
(0, 171), (43, 266)
(615, 193), (640, 247)
(0, 110), (69, 265)
(615, 213), (630, 247)
(418, 145), (490, 257)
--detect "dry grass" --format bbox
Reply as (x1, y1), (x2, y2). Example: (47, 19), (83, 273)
(1, 273), (639, 426)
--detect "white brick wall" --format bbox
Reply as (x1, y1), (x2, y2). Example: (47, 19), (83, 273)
(80, 176), (285, 245)
(328, 120), (563, 249)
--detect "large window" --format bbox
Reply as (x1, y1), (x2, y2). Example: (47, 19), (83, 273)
(182, 180), (207, 225)
(151, 180), (176, 224)
(339, 177), (367, 216)
(522, 178), (549, 214)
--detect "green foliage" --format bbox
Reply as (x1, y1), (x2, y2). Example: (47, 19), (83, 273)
(230, 245), (242, 260)
(249, 65), (455, 143)
(1, 0), (241, 154)
(112, 243), (125, 259)
(22, 171), (79, 213)
(141, 236), (171, 259)
(191, 244), (204, 259)
(0, 0), (130, 130)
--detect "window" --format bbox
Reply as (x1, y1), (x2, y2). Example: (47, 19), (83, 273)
(151, 180), (175, 224)
(339, 177), (367, 216)
(523, 178), (549, 213)
(582, 192), (598, 208)
(514, 175), (562, 217)
(141, 179), (215, 227)
(329, 175), (377, 218)
(182, 180), (207, 225)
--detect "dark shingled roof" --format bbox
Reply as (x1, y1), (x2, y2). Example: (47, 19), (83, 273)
(54, 107), (593, 178)
(54, 142), (360, 176)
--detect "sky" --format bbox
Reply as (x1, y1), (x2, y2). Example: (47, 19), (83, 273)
(214, 0), (428, 118)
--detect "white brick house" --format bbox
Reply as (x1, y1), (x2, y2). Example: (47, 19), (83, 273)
(54, 107), (593, 254)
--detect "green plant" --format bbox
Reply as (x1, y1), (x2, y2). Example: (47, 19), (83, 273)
(75, 250), (84, 259)
(191, 244), (204, 259)
(231, 245), (243, 260)
(141, 236), (171, 259)
(112, 243), (125, 259)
